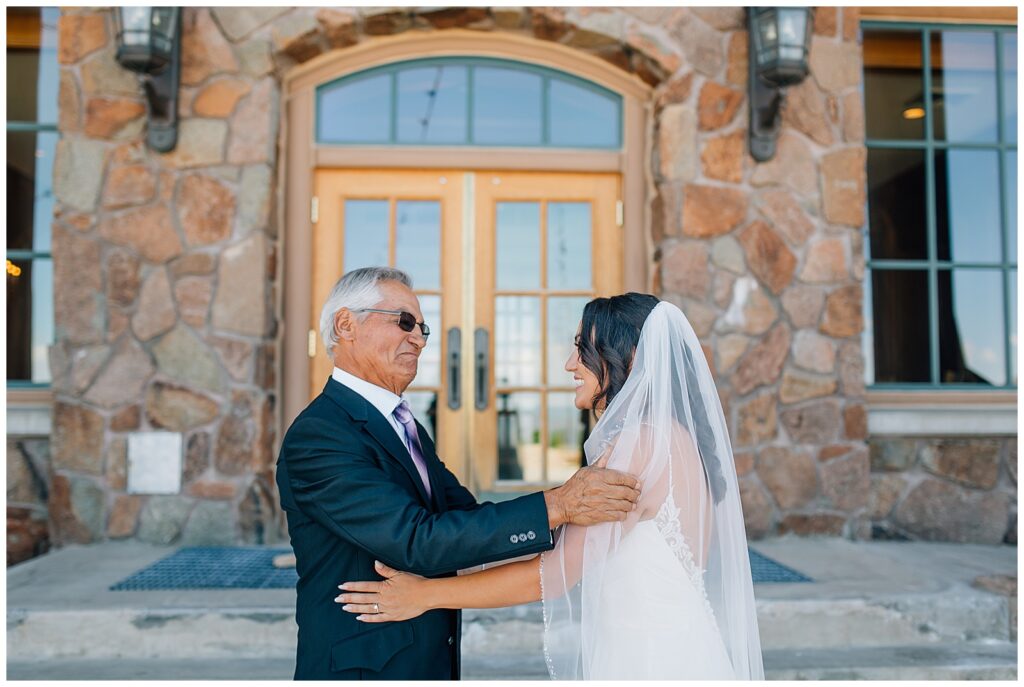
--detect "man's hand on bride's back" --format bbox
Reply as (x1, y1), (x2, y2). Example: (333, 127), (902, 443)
(544, 454), (641, 528)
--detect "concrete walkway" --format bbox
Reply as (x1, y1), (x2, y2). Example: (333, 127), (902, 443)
(7, 538), (1017, 680)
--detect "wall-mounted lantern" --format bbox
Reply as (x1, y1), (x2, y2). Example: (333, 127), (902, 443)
(113, 7), (181, 153)
(748, 7), (814, 162)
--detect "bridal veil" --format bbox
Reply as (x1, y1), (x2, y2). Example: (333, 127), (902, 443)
(540, 300), (764, 680)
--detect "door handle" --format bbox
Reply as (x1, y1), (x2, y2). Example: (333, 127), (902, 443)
(474, 328), (489, 411)
(447, 327), (461, 410)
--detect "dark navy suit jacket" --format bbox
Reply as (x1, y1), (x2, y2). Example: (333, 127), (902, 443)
(276, 377), (553, 680)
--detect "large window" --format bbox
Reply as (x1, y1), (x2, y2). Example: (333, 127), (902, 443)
(862, 22), (1017, 388)
(316, 57), (622, 149)
(7, 7), (58, 386)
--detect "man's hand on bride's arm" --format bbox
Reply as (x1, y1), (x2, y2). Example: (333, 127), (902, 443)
(543, 453), (642, 529)
(336, 560), (430, 623)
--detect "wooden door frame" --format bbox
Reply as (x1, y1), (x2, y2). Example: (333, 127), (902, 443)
(280, 30), (653, 430)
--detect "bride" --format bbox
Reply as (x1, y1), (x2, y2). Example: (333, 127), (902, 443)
(335, 294), (764, 680)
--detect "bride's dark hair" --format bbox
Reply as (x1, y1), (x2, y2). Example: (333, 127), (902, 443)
(578, 293), (726, 503)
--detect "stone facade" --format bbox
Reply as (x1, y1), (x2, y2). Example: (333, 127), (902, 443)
(34, 6), (1012, 552)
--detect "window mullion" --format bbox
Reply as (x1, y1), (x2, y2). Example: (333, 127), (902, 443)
(922, 27), (941, 386)
(995, 32), (1014, 388)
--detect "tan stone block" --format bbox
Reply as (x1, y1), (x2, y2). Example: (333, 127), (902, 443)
(713, 271), (736, 308)
(178, 174), (235, 246)
(83, 97), (145, 139)
(658, 105), (698, 182)
(212, 8), (289, 42)
(49, 474), (98, 545)
(842, 8), (860, 42)
(809, 38), (861, 93)
(216, 391), (258, 476)
(228, 78), (276, 165)
(529, 7), (570, 42)
(69, 345), (110, 394)
(822, 147), (866, 227)
(661, 241), (710, 299)
(492, 7), (526, 30)
(657, 72), (695, 109)
(193, 78), (252, 118)
(920, 439), (1001, 490)
(757, 188), (815, 246)
(209, 336), (255, 382)
(692, 7), (744, 30)
(838, 341), (865, 396)
(58, 71), (81, 132)
(153, 325), (226, 393)
(711, 235), (746, 274)
(739, 220), (797, 294)
(781, 284), (825, 329)
(717, 334), (750, 372)
(782, 77), (834, 146)
(146, 382), (220, 431)
(184, 432), (211, 483)
(750, 132), (818, 198)
(819, 284), (863, 338)
(53, 227), (103, 344)
(83, 337), (155, 409)
(361, 8), (413, 36)
(270, 12), (324, 63)
(800, 237), (849, 283)
(842, 91), (865, 143)
(780, 399), (841, 444)
(110, 405), (141, 432)
(780, 368), (837, 404)
(107, 307), (129, 342)
(672, 12), (725, 77)
(62, 213), (95, 232)
(697, 81), (743, 130)
(739, 478), (774, 539)
(174, 276), (214, 328)
(814, 7), (837, 36)
(682, 184), (747, 238)
(52, 403), (105, 475)
(80, 47), (139, 97)
(869, 474), (906, 520)
(758, 446), (817, 510)
(740, 283), (778, 336)
(54, 138), (106, 212)
(793, 329), (836, 374)
(211, 233), (268, 337)
(843, 403), (867, 440)
(108, 494), (142, 538)
(735, 392), (778, 447)
(132, 269), (177, 341)
(58, 12), (108, 65)
(894, 479), (1010, 544)
(170, 252), (218, 278)
(626, 26), (682, 77)
(102, 164), (156, 209)
(779, 513), (845, 536)
(732, 323), (790, 395)
(821, 447), (869, 511)
(316, 8), (359, 47)
(726, 31), (748, 87)
(106, 249), (141, 307)
(181, 8), (239, 86)
(702, 130), (744, 182)
(188, 480), (237, 500)
(734, 452), (755, 477)
(101, 205), (183, 263)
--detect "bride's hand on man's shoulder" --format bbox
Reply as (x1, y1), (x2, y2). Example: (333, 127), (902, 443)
(335, 560), (430, 623)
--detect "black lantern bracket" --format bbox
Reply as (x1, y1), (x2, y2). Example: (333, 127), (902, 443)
(747, 7), (814, 163)
(114, 8), (182, 153)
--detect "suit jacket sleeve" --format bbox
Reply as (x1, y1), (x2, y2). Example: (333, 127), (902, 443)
(435, 458), (478, 511)
(283, 417), (553, 577)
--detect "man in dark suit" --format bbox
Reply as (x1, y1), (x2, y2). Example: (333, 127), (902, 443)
(277, 267), (640, 680)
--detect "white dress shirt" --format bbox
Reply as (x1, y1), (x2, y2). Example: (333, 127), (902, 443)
(331, 367), (414, 455)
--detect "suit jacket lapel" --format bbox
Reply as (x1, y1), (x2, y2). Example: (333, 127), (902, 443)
(322, 378), (433, 507)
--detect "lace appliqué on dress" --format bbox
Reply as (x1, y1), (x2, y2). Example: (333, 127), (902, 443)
(654, 493), (719, 630)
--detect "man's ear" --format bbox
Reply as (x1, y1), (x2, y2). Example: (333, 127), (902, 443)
(334, 308), (357, 343)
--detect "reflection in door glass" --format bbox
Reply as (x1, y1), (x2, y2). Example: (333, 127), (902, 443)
(395, 201), (441, 289)
(495, 296), (541, 386)
(938, 269), (1005, 385)
(547, 297), (589, 384)
(344, 200), (389, 271)
(496, 202), (540, 290)
(547, 392), (586, 482)
(416, 295), (442, 386)
(496, 392), (541, 481)
(319, 73), (391, 143)
(931, 31), (998, 143)
(547, 202), (592, 290)
(397, 66), (468, 144)
(472, 67), (542, 145)
(935, 149), (1001, 263)
(405, 391), (438, 442)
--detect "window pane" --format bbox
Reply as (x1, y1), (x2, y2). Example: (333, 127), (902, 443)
(549, 78), (619, 148)
(404, 391), (438, 442)
(7, 257), (53, 383)
(935, 149), (1001, 263)
(495, 296), (541, 387)
(870, 269), (931, 383)
(547, 392), (586, 483)
(343, 200), (389, 271)
(1006, 151), (1017, 262)
(547, 202), (592, 290)
(938, 269), (1005, 385)
(496, 392), (541, 481)
(318, 73), (391, 143)
(932, 31), (998, 143)
(496, 202), (540, 290)
(1010, 270), (1017, 385)
(415, 295), (441, 387)
(863, 30), (925, 140)
(547, 296), (589, 385)
(396, 65), (467, 144)
(867, 148), (928, 260)
(395, 200), (440, 289)
(1002, 33), (1017, 143)
(7, 129), (56, 252)
(472, 67), (542, 145)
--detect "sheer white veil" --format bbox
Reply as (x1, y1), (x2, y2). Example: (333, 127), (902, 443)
(540, 300), (764, 680)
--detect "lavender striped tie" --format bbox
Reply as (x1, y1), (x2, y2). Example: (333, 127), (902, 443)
(393, 400), (432, 499)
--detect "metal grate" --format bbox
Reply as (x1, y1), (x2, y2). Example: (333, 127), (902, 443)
(748, 548), (812, 583)
(110, 545), (810, 591)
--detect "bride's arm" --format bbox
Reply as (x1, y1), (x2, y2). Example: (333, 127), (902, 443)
(336, 556), (541, 622)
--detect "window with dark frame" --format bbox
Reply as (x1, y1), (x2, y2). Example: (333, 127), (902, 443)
(862, 21), (1017, 388)
(7, 7), (58, 386)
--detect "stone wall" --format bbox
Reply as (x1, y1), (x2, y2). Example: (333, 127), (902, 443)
(7, 437), (52, 565)
(869, 436), (1017, 545)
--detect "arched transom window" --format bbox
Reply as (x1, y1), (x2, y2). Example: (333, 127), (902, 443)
(316, 57), (623, 148)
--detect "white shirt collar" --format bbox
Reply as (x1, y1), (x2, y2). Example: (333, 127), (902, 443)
(331, 366), (404, 420)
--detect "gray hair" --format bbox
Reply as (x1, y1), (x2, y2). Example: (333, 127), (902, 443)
(319, 266), (413, 356)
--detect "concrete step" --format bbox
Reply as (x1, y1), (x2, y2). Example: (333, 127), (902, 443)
(8, 642), (1016, 681)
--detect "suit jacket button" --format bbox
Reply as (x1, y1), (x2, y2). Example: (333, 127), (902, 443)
(448, 636), (455, 646)
(510, 534), (519, 543)
(527, 531), (536, 540)
(518, 532), (527, 541)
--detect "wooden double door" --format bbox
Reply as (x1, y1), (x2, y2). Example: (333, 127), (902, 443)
(310, 169), (621, 492)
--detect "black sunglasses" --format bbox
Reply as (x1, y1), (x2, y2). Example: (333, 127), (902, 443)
(355, 308), (430, 339)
